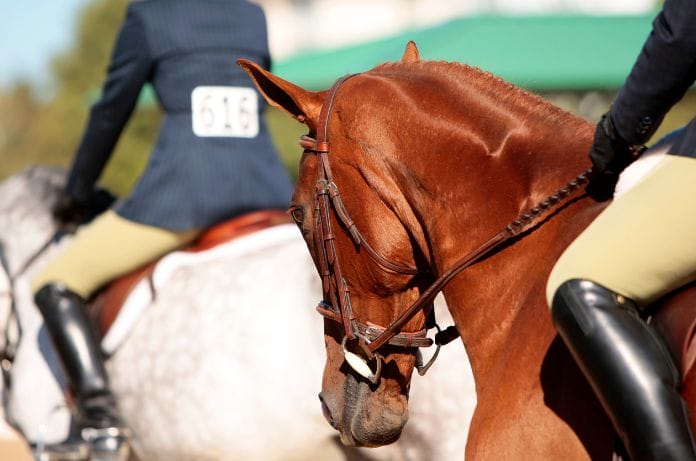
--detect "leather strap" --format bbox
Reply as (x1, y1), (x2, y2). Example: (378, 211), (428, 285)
(303, 73), (591, 354)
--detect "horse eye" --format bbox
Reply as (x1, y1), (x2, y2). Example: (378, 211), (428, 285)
(289, 206), (305, 225)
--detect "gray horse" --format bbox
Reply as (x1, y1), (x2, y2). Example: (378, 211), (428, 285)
(0, 165), (476, 461)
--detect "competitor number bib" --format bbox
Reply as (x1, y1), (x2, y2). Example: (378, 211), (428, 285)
(191, 86), (259, 138)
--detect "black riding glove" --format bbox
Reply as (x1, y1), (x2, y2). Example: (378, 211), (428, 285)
(53, 188), (116, 230)
(585, 112), (644, 202)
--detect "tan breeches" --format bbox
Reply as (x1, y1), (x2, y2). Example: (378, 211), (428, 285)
(546, 154), (696, 308)
(32, 210), (199, 298)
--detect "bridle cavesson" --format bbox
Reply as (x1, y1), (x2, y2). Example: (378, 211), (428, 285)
(299, 73), (592, 384)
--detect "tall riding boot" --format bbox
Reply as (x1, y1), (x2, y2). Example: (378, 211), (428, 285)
(551, 279), (696, 461)
(34, 283), (130, 460)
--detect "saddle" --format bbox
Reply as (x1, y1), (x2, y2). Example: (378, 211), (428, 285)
(612, 147), (696, 421)
(649, 282), (696, 426)
(88, 209), (291, 343)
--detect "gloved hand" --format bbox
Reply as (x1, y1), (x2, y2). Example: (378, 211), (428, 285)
(585, 112), (644, 202)
(53, 188), (116, 230)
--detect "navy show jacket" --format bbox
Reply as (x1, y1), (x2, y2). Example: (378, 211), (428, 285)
(66, 0), (293, 230)
(611, 0), (696, 158)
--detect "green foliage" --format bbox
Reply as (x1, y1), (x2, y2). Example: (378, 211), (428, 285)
(1, 0), (692, 198)
(266, 107), (306, 180)
(0, 0), (308, 196)
(0, 0), (159, 196)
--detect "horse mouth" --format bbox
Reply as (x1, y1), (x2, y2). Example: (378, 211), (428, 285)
(338, 428), (358, 446)
(341, 418), (403, 447)
(337, 373), (408, 447)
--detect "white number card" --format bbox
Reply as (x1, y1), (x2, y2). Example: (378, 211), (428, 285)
(191, 86), (259, 138)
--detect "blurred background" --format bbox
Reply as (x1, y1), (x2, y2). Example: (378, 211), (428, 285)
(0, 0), (692, 197)
(0, 0), (692, 458)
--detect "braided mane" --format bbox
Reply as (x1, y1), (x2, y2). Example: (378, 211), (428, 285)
(372, 59), (587, 129)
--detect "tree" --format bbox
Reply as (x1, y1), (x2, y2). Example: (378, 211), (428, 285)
(0, 0), (160, 196)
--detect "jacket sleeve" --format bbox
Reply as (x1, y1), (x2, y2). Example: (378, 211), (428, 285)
(65, 7), (152, 201)
(610, 0), (696, 146)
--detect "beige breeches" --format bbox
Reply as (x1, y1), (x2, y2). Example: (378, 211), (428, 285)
(546, 154), (696, 308)
(32, 210), (199, 298)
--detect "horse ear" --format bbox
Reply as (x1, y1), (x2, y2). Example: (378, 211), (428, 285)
(237, 59), (323, 128)
(401, 41), (420, 63)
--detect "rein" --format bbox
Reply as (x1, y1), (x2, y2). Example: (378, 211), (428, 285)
(300, 73), (591, 381)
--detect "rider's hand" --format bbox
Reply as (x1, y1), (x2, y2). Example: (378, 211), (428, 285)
(585, 112), (644, 202)
(52, 192), (87, 228)
(52, 188), (116, 230)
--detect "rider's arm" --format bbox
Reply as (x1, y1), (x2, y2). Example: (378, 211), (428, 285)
(610, 0), (696, 145)
(65, 6), (152, 202)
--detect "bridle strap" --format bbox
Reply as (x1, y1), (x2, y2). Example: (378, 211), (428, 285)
(303, 74), (431, 348)
(366, 167), (591, 352)
(316, 301), (431, 348)
(365, 167), (591, 352)
(301, 74), (422, 276)
(303, 72), (592, 354)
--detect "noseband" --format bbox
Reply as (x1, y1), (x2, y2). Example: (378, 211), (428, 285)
(300, 74), (592, 383)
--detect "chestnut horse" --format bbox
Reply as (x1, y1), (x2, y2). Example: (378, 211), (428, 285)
(238, 42), (695, 459)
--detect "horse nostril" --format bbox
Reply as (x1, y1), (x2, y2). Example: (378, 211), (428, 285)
(318, 393), (337, 428)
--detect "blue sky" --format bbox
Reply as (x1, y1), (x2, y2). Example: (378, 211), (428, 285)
(0, 0), (91, 88)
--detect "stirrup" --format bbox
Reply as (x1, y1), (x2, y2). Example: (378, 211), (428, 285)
(81, 426), (131, 461)
(34, 438), (90, 461)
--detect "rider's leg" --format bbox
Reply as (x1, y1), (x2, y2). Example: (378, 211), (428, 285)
(34, 282), (130, 458)
(551, 279), (695, 461)
(547, 154), (696, 461)
(32, 210), (198, 457)
(33, 210), (199, 298)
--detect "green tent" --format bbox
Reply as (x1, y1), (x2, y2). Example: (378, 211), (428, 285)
(272, 13), (656, 91)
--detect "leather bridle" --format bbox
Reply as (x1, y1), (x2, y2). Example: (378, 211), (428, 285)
(298, 73), (591, 383)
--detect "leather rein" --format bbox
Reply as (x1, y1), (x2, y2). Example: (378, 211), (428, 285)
(299, 73), (591, 382)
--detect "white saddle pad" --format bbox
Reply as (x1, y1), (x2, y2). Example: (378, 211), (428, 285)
(101, 223), (300, 354)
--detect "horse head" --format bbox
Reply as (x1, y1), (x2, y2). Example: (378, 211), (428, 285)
(240, 42), (448, 446)
(241, 40), (609, 456)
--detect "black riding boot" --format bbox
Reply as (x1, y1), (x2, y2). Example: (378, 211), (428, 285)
(34, 283), (130, 461)
(551, 279), (696, 461)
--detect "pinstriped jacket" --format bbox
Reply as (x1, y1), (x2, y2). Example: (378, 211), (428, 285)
(610, 0), (696, 158)
(66, 0), (293, 230)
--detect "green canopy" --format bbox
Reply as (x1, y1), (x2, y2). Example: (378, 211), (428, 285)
(272, 13), (656, 91)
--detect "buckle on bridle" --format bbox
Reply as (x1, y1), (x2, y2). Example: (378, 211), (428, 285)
(341, 336), (383, 384)
(415, 323), (442, 376)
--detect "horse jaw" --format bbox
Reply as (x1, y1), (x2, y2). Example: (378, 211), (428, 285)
(319, 324), (413, 447)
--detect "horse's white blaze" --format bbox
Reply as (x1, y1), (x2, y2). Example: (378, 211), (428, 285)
(0, 166), (477, 461)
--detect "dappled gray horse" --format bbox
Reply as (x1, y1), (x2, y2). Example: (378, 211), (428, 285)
(0, 166), (476, 461)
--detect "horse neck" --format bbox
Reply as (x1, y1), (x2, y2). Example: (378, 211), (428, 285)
(382, 73), (598, 385)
